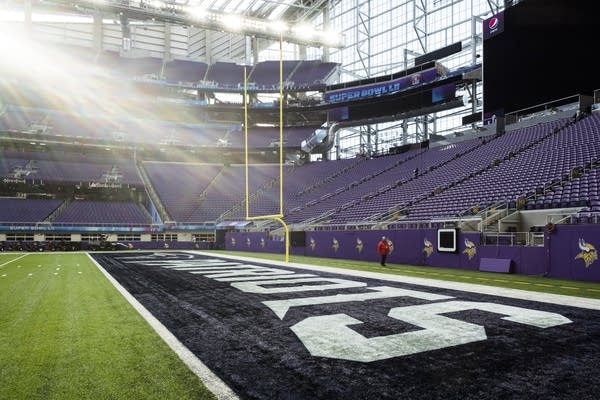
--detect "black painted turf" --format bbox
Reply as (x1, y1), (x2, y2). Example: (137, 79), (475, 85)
(92, 252), (600, 400)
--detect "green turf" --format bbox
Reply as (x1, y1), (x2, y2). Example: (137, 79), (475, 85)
(210, 250), (600, 299)
(0, 253), (216, 400)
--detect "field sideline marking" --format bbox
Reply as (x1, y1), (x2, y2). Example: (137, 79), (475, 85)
(0, 254), (29, 269)
(189, 251), (600, 311)
(87, 253), (239, 400)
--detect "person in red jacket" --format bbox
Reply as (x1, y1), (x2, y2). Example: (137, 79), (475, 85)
(377, 236), (390, 266)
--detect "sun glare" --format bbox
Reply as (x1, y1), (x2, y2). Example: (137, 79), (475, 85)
(0, 25), (159, 121)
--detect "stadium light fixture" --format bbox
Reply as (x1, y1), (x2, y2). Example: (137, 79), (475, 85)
(320, 29), (343, 47)
(186, 6), (206, 21)
(292, 24), (314, 40)
(271, 20), (289, 33)
(221, 14), (242, 31)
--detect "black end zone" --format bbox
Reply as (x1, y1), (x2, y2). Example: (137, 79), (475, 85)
(93, 252), (600, 400)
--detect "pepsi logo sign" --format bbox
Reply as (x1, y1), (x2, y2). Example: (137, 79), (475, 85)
(488, 17), (499, 30)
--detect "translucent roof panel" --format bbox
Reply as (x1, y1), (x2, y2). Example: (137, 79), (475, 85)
(186, 0), (321, 21)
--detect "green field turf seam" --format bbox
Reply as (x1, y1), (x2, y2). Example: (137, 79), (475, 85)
(87, 253), (239, 400)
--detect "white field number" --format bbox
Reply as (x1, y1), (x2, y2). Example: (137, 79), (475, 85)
(123, 255), (573, 363)
(291, 300), (571, 362)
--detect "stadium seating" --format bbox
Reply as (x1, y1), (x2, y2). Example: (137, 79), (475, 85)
(4, 103), (600, 229)
(0, 149), (143, 185)
(522, 115), (600, 210)
(204, 62), (246, 88)
(143, 162), (223, 221)
(188, 165), (280, 222)
(0, 105), (233, 146)
(226, 126), (315, 148)
(163, 59), (208, 83)
(98, 52), (162, 78)
(0, 198), (62, 223)
(248, 60), (301, 88)
(327, 120), (564, 223)
(288, 60), (338, 88)
(0, 157), (29, 176)
(402, 117), (586, 221)
(54, 200), (151, 224)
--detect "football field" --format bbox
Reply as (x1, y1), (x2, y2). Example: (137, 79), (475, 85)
(0, 252), (215, 400)
(2, 251), (600, 399)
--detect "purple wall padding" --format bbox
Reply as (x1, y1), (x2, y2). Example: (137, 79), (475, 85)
(477, 245), (545, 276)
(227, 229), (483, 270)
(115, 241), (211, 250)
(226, 226), (600, 282)
(479, 258), (512, 273)
(546, 224), (600, 281)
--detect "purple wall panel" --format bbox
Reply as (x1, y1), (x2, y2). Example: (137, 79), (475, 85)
(225, 227), (600, 282)
(476, 246), (545, 276)
(121, 241), (210, 250)
(420, 231), (481, 270)
(547, 225), (600, 281)
(226, 230), (483, 269)
(228, 232), (273, 253)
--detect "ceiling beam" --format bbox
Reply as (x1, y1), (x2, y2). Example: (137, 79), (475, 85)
(35, 0), (343, 48)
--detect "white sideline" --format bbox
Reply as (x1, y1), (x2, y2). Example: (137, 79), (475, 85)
(87, 253), (239, 400)
(188, 251), (600, 311)
(0, 254), (29, 269)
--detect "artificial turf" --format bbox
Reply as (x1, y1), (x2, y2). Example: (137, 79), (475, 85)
(0, 253), (216, 400)
(210, 250), (600, 299)
(2, 249), (600, 400)
(96, 250), (600, 400)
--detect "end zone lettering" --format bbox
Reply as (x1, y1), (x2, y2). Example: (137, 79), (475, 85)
(119, 253), (572, 363)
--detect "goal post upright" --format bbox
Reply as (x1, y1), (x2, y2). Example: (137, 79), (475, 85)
(243, 34), (289, 262)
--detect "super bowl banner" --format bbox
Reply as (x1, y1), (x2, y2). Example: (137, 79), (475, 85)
(324, 67), (439, 103)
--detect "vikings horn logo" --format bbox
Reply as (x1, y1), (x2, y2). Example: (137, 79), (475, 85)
(423, 238), (433, 257)
(463, 238), (477, 260)
(332, 238), (340, 252)
(575, 238), (598, 268)
(246, 237), (251, 247)
(309, 237), (316, 251)
(231, 237), (236, 246)
(356, 238), (364, 253)
(260, 237), (266, 248)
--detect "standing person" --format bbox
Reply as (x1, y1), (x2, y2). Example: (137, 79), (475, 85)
(377, 236), (390, 266)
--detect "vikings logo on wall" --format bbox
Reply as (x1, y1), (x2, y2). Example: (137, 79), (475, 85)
(575, 238), (598, 268)
(309, 237), (316, 251)
(260, 238), (266, 248)
(423, 238), (433, 257)
(332, 238), (340, 252)
(356, 238), (364, 253)
(463, 238), (477, 260)
(246, 237), (251, 248)
(230, 237), (236, 247)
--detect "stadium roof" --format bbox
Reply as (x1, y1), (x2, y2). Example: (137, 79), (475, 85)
(25, 0), (342, 48)
(183, 0), (330, 22)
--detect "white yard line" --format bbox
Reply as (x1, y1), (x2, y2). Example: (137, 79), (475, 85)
(189, 251), (600, 311)
(0, 254), (29, 269)
(87, 253), (239, 400)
